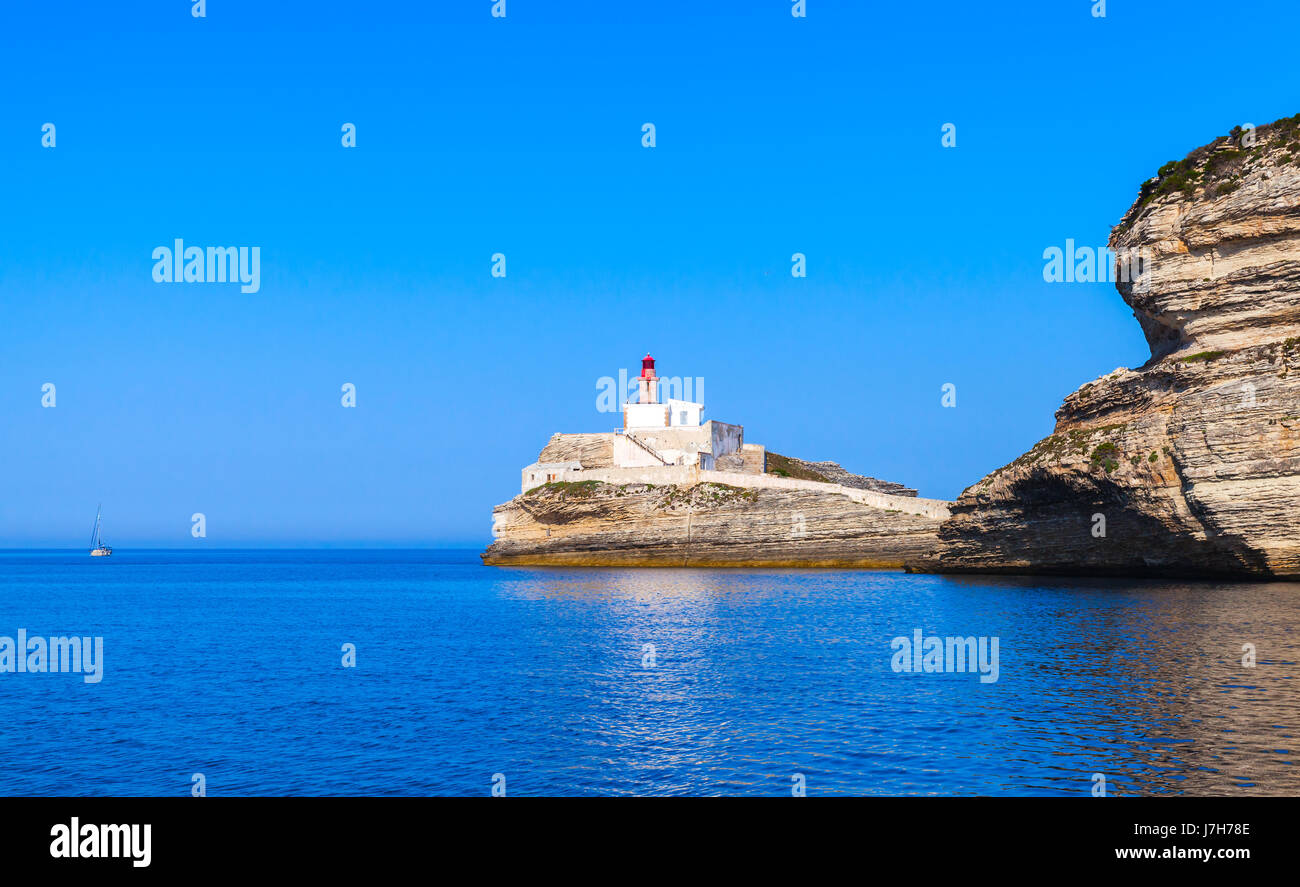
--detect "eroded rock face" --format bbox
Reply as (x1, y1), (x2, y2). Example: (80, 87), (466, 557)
(537, 433), (615, 468)
(914, 116), (1300, 579)
(482, 481), (941, 568)
(1115, 121), (1300, 359)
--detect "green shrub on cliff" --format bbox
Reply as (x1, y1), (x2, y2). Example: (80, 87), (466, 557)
(765, 452), (830, 483)
(1178, 350), (1225, 363)
(661, 482), (757, 509)
(524, 480), (604, 498)
(1203, 149), (1242, 178)
(1090, 441), (1120, 473)
(1120, 114), (1300, 234)
(1137, 159), (1202, 207)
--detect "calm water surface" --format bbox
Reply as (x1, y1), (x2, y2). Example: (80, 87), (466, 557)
(0, 549), (1295, 796)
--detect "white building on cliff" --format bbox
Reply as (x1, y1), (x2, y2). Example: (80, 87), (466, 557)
(520, 353), (765, 492)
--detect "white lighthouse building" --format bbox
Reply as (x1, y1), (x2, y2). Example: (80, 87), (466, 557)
(611, 353), (735, 469)
(518, 352), (764, 492)
(621, 354), (704, 430)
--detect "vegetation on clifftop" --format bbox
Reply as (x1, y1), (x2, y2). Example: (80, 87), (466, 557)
(524, 480), (605, 497)
(662, 482), (758, 508)
(765, 452), (830, 482)
(1117, 113), (1300, 236)
(969, 422), (1132, 494)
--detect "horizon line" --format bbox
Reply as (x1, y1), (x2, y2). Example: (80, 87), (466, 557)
(0, 546), (487, 552)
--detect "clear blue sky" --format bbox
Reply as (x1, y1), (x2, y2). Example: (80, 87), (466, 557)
(2, 0), (1297, 547)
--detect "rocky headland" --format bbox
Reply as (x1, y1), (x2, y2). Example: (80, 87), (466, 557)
(484, 116), (1300, 578)
(482, 478), (943, 567)
(912, 114), (1300, 579)
(482, 435), (946, 567)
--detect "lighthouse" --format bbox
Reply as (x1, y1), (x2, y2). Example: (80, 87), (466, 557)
(518, 351), (751, 489)
(621, 352), (705, 430)
(623, 353), (668, 429)
(637, 353), (659, 405)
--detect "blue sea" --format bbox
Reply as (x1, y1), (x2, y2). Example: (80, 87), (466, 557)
(0, 549), (1295, 797)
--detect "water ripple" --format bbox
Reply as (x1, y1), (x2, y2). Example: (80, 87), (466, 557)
(0, 551), (1296, 796)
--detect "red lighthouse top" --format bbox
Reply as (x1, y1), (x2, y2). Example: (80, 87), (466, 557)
(640, 354), (656, 379)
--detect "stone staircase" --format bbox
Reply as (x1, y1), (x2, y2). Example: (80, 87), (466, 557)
(622, 431), (671, 465)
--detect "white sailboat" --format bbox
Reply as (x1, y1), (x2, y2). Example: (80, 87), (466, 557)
(90, 505), (112, 557)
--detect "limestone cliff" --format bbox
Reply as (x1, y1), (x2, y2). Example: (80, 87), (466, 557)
(482, 480), (942, 567)
(913, 115), (1300, 578)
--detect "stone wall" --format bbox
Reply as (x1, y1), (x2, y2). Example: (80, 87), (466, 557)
(521, 460), (583, 493)
(739, 443), (767, 474)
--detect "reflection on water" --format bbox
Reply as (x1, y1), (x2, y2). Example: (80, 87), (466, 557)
(487, 568), (1298, 796)
(0, 551), (1294, 796)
